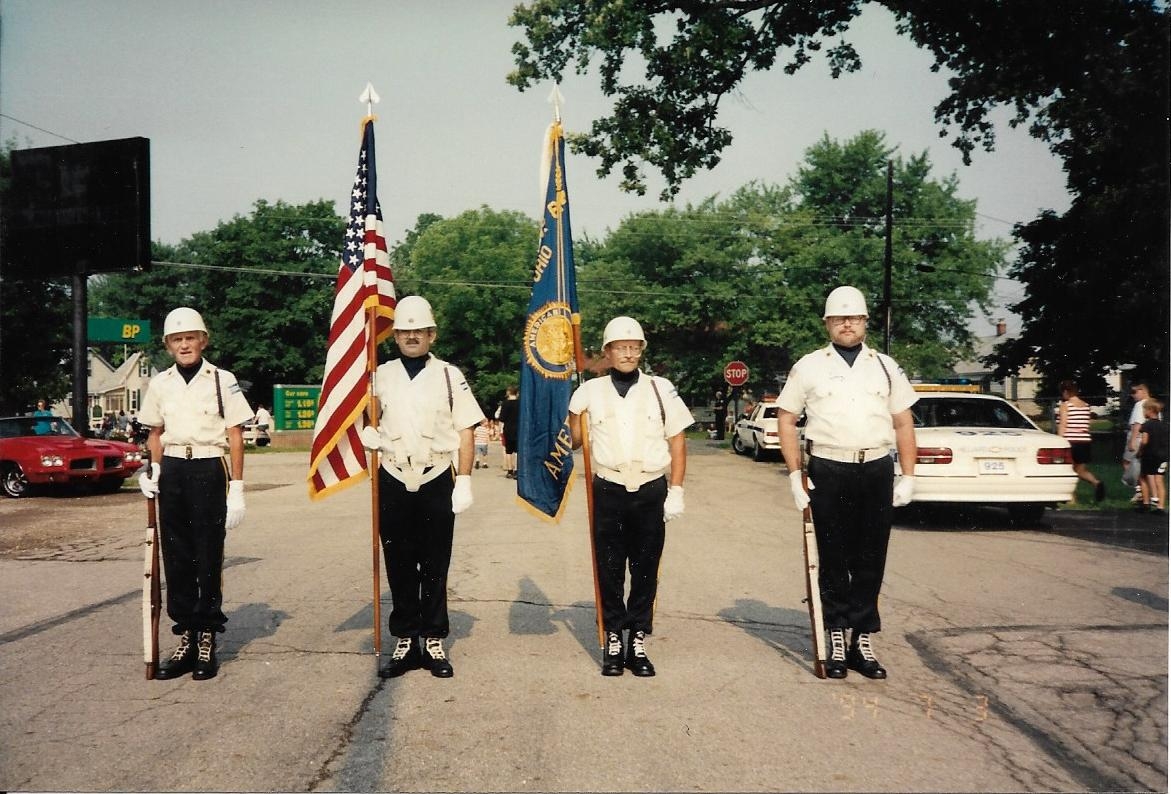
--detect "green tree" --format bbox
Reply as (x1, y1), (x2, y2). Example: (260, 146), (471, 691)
(509, 0), (1170, 391)
(580, 131), (1003, 401)
(90, 199), (344, 406)
(0, 139), (74, 415)
(393, 207), (538, 409)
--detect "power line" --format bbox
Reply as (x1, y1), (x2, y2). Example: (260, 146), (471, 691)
(147, 260), (997, 303)
(0, 113), (81, 144)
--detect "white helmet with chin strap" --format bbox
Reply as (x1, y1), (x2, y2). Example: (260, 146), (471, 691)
(823, 285), (869, 318)
(602, 316), (647, 349)
(393, 295), (437, 330)
(162, 307), (208, 339)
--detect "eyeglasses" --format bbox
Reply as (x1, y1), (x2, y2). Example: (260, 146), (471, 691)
(609, 344), (643, 355)
(828, 316), (867, 327)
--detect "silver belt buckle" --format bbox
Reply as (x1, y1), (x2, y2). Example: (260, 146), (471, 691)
(185, 445), (193, 460)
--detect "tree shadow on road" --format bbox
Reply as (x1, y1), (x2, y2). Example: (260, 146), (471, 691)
(717, 597), (819, 677)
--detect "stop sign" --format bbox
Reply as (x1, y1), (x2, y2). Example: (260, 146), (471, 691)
(723, 360), (749, 387)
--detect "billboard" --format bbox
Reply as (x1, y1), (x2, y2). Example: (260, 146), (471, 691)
(2, 137), (151, 278)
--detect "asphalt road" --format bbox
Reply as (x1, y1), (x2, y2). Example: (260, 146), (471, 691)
(1, 444), (1166, 792)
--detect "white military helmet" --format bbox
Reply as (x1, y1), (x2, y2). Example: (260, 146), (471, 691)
(393, 295), (437, 330)
(162, 307), (208, 339)
(602, 315), (647, 349)
(823, 285), (869, 318)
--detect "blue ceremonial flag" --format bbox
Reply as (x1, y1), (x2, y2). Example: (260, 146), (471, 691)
(517, 121), (579, 521)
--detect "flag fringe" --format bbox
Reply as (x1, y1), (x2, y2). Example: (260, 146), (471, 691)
(307, 467), (370, 502)
(514, 472), (576, 524)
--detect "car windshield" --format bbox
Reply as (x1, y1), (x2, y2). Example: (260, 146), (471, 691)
(761, 406), (778, 419)
(0, 416), (81, 439)
(912, 398), (1035, 430)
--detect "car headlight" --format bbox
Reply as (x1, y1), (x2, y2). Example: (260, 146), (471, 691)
(124, 451), (142, 463)
(40, 455), (64, 467)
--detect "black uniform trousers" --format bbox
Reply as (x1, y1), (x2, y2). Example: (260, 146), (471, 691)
(158, 456), (229, 635)
(807, 454), (894, 634)
(591, 475), (667, 635)
(378, 468), (455, 639)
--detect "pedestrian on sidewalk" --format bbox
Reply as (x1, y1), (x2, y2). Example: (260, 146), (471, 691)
(1126, 381), (1157, 506)
(1057, 380), (1105, 502)
(777, 286), (918, 680)
(359, 296), (485, 679)
(473, 419), (490, 470)
(497, 385), (520, 479)
(568, 316), (694, 677)
(137, 307), (254, 681)
(1138, 398), (1168, 513)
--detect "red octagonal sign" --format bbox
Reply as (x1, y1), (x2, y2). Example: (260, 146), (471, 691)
(724, 360), (749, 387)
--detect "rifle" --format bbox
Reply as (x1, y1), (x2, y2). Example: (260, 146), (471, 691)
(143, 497), (161, 679)
(801, 470), (827, 679)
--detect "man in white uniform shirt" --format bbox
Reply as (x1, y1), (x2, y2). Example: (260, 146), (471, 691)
(778, 286), (918, 680)
(569, 316), (693, 677)
(360, 296), (485, 679)
(138, 307), (254, 681)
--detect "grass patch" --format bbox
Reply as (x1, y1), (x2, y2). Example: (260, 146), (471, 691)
(1059, 459), (1159, 511)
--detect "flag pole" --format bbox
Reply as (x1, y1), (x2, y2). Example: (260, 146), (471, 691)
(366, 306), (382, 669)
(571, 317), (604, 650)
(550, 84), (603, 649)
(360, 81), (383, 672)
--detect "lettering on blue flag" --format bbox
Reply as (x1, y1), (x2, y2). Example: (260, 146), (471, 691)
(517, 122), (579, 521)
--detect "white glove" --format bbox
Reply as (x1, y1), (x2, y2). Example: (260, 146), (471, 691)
(451, 474), (473, 514)
(663, 485), (685, 521)
(359, 425), (382, 451)
(138, 462), (160, 499)
(789, 470), (813, 511)
(892, 475), (915, 507)
(225, 480), (246, 530)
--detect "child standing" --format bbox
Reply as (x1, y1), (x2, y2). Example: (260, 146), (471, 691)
(1138, 398), (1168, 513)
(473, 419), (490, 470)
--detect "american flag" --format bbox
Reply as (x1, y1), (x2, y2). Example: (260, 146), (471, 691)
(308, 118), (395, 500)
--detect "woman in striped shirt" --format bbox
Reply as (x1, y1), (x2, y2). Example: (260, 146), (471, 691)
(1058, 380), (1105, 502)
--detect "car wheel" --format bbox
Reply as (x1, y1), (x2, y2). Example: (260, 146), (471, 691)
(1007, 503), (1045, 526)
(731, 434), (745, 454)
(257, 438), (270, 447)
(2, 463), (29, 498)
(752, 438), (766, 462)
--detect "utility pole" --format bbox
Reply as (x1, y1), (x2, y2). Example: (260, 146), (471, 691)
(882, 160), (893, 354)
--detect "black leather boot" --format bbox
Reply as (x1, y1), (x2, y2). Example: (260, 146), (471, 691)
(156, 631), (195, 680)
(825, 628), (848, 679)
(379, 636), (420, 678)
(421, 637), (453, 678)
(625, 630), (656, 677)
(847, 632), (887, 679)
(601, 631), (624, 676)
(192, 630), (218, 680)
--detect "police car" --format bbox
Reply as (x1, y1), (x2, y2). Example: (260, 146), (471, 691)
(731, 400), (781, 461)
(906, 391), (1078, 524)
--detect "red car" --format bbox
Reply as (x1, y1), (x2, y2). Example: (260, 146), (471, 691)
(0, 415), (145, 498)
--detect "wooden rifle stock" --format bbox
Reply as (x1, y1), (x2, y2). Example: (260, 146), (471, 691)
(801, 471), (827, 679)
(143, 496), (161, 679)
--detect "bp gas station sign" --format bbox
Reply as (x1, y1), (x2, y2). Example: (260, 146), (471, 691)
(87, 317), (151, 344)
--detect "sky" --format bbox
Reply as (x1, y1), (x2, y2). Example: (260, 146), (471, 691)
(0, 1), (1071, 335)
